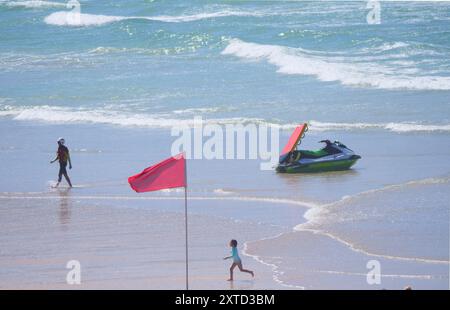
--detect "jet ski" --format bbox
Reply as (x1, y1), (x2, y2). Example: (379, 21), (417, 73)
(276, 123), (361, 173)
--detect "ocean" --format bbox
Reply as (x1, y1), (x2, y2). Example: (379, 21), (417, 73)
(0, 0), (449, 289)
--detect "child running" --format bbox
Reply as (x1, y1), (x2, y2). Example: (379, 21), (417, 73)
(223, 239), (254, 281)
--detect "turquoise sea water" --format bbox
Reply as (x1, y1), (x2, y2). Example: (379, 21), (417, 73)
(0, 1), (449, 289)
(1, 0), (450, 128)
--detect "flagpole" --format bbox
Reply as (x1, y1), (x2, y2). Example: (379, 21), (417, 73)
(184, 157), (189, 290)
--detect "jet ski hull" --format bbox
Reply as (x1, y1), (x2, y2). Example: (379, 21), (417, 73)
(276, 155), (361, 173)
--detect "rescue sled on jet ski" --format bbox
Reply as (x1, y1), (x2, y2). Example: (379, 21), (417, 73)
(276, 123), (361, 173)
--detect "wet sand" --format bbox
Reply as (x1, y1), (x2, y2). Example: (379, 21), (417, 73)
(0, 192), (285, 290)
(0, 121), (449, 289)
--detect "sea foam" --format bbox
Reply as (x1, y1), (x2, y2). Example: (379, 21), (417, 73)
(44, 12), (126, 26)
(222, 38), (450, 91)
(2, 105), (270, 128)
(309, 120), (450, 133)
(1, 105), (450, 133)
(1, 0), (66, 8)
(44, 10), (265, 27)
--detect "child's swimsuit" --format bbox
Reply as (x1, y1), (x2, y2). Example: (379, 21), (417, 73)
(231, 247), (241, 264)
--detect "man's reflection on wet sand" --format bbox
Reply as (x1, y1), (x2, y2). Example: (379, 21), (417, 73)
(57, 189), (71, 228)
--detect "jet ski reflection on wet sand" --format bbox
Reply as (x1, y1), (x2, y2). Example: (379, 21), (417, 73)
(276, 123), (361, 173)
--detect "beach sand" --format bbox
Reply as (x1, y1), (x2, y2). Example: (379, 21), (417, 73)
(0, 192), (287, 290)
(0, 120), (449, 289)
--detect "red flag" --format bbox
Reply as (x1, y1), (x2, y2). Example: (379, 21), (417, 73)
(128, 153), (186, 193)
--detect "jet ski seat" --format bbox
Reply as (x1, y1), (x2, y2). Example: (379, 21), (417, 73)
(299, 149), (330, 159)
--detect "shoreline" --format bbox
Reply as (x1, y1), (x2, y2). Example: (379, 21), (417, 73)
(2, 182), (448, 289)
(0, 192), (290, 290)
(0, 120), (449, 289)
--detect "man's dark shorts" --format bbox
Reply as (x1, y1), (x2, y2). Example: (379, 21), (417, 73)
(59, 162), (67, 175)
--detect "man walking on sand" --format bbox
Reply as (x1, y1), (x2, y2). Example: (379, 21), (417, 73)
(50, 137), (72, 188)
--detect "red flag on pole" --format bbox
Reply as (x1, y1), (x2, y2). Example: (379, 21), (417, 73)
(128, 153), (186, 193)
(128, 152), (189, 290)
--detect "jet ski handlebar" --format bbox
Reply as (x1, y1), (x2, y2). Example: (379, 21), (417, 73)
(319, 139), (332, 144)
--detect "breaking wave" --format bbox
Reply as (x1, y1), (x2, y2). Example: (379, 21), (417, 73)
(0, 105), (271, 128)
(1, 0), (66, 8)
(222, 39), (450, 91)
(44, 10), (266, 27)
(308, 120), (450, 133)
(1, 105), (450, 133)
